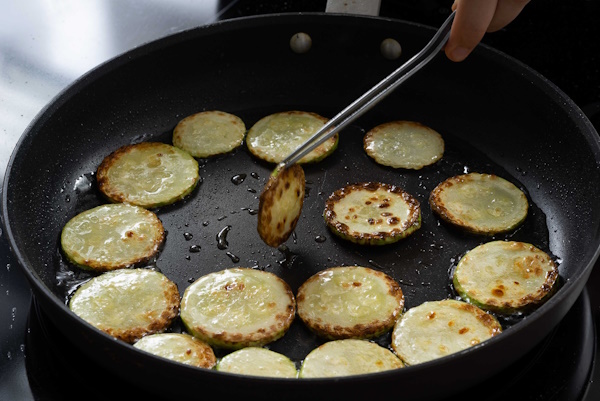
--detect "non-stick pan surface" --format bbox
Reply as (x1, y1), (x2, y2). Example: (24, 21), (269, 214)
(3, 13), (600, 401)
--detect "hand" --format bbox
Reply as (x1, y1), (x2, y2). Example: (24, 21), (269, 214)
(445, 0), (530, 62)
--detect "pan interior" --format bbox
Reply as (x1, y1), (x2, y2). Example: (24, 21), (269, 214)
(3, 13), (600, 387)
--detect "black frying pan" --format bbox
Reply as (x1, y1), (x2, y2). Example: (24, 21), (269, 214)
(3, 13), (600, 401)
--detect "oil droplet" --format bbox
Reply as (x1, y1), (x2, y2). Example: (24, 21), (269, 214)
(187, 277), (195, 283)
(189, 245), (201, 253)
(250, 172), (259, 179)
(231, 174), (247, 185)
(217, 226), (232, 250)
(226, 252), (240, 263)
(241, 207), (258, 215)
(277, 245), (299, 268)
(202, 221), (210, 227)
(183, 232), (193, 241)
(315, 235), (326, 243)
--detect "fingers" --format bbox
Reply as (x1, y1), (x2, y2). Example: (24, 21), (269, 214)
(445, 0), (530, 62)
(446, 0), (497, 62)
(488, 0), (530, 32)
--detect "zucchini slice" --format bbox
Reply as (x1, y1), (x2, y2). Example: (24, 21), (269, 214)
(257, 164), (305, 247)
(299, 339), (404, 378)
(172, 110), (246, 158)
(297, 266), (404, 340)
(97, 142), (200, 208)
(391, 299), (502, 365)
(216, 347), (298, 378)
(323, 182), (421, 245)
(69, 268), (180, 344)
(429, 173), (528, 235)
(364, 120), (444, 169)
(133, 333), (217, 369)
(246, 111), (338, 164)
(180, 268), (296, 349)
(453, 241), (559, 314)
(60, 203), (165, 272)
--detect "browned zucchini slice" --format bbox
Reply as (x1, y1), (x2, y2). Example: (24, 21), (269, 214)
(364, 120), (444, 169)
(60, 203), (165, 272)
(180, 268), (296, 349)
(172, 110), (246, 158)
(297, 266), (404, 339)
(323, 182), (421, 245)
(97, 142), (199, 208)
(246, 111), (338, 164)
(257, 164), (305, 247)
(453, 240), (559, 314)
(299, 339), (404, 378)
(391, 299), (502, 365)
(69, 268), (180, 344)
(216, 347), (298, 378)
(429, 172), (528, 235)
(133, 333), (217, 368)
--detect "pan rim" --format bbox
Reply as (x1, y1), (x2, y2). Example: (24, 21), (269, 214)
(2, 11), (600, 396)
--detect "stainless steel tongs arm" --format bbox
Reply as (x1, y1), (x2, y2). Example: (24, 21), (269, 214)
(279, 10), (456, 169)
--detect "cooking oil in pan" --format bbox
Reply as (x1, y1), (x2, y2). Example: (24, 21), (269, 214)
(216, 225), (232, 250)
(51, 106), (563, 367)
(231, 173), (246, 185)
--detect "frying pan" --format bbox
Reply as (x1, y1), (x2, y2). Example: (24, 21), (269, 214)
(2, 12), (600, 401)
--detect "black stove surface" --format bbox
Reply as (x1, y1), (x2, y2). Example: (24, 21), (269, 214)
(1, 1), (599, 400)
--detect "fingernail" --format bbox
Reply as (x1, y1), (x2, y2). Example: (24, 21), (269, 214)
(450, 46), (470, 62)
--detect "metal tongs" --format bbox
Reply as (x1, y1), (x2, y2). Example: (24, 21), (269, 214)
(278, 10), (456, 169)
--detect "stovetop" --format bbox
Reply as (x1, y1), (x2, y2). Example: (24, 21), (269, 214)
(1, 1), (599, 400)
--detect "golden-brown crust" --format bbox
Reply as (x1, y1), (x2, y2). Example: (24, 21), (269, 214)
(96, 143), (151, 203)
(182, 269), (296, 349)
(454, 301), (502, 337)
(297, 267), (404, 340)
(429, 175), (464, 231)
(324, 182), (420, 245)
(194, 341), (218, 369)
(257, 164), (305, 247)
(454, 241), (559, 314)
(97, 142), (199, 207)
(61, 205), (166, 272)
(246, 111), (338, 164)
(429, 173), (527, 235)
(455, 241), (558, 313)
(189, 299), (295, 349)
(102, 278), (180, 344)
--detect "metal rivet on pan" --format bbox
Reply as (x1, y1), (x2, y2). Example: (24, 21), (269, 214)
(380, 38), (402, 60)
(290, 32), (312, 54)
